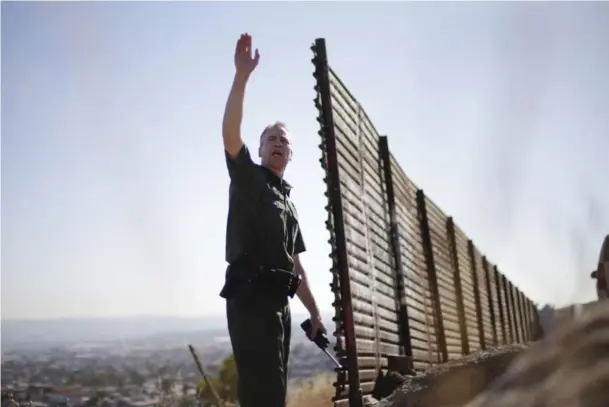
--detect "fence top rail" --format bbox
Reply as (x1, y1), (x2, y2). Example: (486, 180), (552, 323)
(422, 192), (450, 222)
(495, 266), (530, 299)
(327, 66), (382, 141)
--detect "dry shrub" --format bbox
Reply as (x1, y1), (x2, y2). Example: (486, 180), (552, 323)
(287, 373), (335, 407)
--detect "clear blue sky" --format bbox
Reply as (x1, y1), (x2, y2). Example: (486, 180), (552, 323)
(2, 2), (608, 320)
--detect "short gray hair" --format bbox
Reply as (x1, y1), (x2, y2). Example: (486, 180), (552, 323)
(260, 121), (288, 143)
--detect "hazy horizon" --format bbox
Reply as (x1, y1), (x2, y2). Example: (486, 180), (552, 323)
(0, 313), (336, 351)
(0, 311), (332, 323)
(2, 2), (608, 320)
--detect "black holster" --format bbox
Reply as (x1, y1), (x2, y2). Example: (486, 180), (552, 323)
(219, 257), (302, 300)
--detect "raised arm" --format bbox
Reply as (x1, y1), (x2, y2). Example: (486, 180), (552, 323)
(223, 33), (260, 159)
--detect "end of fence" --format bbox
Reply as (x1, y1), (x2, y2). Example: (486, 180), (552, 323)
(312, 37), (364, 407)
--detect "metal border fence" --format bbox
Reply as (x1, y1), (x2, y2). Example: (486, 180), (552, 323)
(311, 38), (541, 407)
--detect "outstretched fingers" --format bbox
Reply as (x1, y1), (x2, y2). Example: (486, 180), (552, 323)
(235, 33), (252, 55)
(234, 33), (259, 66)
(244, 33), (252, 58)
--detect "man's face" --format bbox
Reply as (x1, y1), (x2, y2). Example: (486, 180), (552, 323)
(259, 125), (292, 174)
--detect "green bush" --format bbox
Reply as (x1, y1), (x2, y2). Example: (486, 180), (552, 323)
(198, 354), (238, 406)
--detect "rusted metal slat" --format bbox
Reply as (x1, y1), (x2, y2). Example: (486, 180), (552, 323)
(391, 157), (439, 367)
(426, 200), (461, 360)
(481, 257), (498, 346)
(378, 135), (413, 372)
(500, 273), (514, 343)
(454, 229), (480, 352)
(516, 289), (526, 342)
(417, 190), (448, 363)
(493, 266), (507, 344)
(446, 217), (469, 355)
(468, 241), (485, 350)
(508, 282), (521, 343)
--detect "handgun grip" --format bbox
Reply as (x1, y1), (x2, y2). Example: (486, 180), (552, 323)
(300, 318), (330, 349)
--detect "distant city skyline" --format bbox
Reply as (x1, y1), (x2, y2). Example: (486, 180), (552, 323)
(2, 2), (608, 320)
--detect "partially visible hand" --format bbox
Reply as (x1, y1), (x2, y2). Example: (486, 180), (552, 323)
(308, 314), (327, 340)
(234, 33), (260, 79)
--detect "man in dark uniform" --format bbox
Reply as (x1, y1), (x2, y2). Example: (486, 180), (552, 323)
(220, 33), (327, 407)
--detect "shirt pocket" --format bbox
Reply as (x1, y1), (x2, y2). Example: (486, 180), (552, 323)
(260, 188), (287, 210)
(258, 189), (288, 238)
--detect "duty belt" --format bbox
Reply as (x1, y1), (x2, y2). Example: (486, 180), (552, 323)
(219, 259), (302, 300)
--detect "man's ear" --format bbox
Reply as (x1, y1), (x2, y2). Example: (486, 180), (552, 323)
(258, 144), (263, 158)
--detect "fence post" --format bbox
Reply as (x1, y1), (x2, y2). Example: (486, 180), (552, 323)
(446, 217), (469, 355)
(417, 189), (448, 363)
(520, 293), (528, 340)
(312, 38), (362, 407)
(379, 135), (413, 370)
(525, 300), (532, 340)
(492, 266), (507, 344)
(507, 283), (517, 342)
(525, 295), (532, 341)
(504, 280), (514, 343)
(509, 283), (521, 343)
(524, 296), (531, 340)
(467, 241), (485, 350)
(500, 272), (514, 343)
(481, 257), (498, 346)
(532, 302), (542, 340)
(516, 290), (526, 342)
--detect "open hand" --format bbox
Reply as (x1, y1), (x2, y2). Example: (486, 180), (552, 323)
(234, 33), (260, 78)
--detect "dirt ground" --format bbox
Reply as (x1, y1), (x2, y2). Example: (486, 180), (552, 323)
(367, 300), (609, 407)
(369, 344), (528, 407)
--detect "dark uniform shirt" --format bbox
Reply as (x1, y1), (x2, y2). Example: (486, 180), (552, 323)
(225, 144), (306, 272)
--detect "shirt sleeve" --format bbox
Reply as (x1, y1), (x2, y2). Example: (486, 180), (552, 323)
(294, 226), (307, 255)
(225, 144), (256, 185)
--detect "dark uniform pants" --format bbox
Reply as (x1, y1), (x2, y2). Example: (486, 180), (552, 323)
(227, 293), (291, 407)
